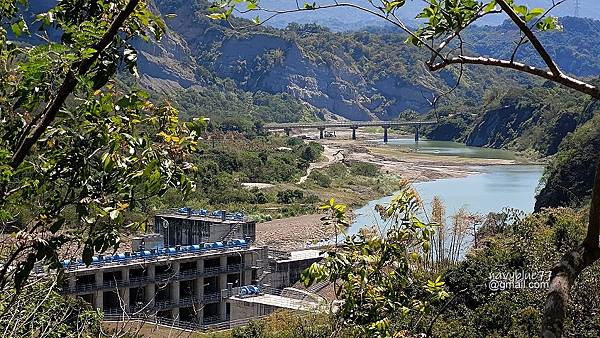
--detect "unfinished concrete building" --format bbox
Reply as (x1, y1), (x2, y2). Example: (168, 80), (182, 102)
(154, 208), (256, 246)
(267, 249), (324, 289)
(59, 208), (325, 330)
(63, 239), (267, 325)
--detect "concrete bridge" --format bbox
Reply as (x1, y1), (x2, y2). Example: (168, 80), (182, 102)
(263, 120), (437, 143)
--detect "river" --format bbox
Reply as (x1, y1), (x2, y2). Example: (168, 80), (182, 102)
(347, 138), (544, 236)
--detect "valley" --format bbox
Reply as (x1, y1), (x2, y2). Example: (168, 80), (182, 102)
(2, 0), (600, 337)
(252, 129), (539, 251)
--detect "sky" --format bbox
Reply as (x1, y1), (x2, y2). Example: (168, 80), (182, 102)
(238, 0), (600, 31)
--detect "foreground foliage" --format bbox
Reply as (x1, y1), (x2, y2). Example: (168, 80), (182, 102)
(300, 188), (448, 337)
(0, 277), (102, 337)
(537, 113), (600, 210)
(0, 0), (198, 325)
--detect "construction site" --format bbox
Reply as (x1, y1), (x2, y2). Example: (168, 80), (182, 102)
(56, 208), (329, 332)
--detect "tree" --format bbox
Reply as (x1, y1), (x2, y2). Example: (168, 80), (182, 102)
(300, 191), (448, 336)
(0, 0), (199, 325)
(210, 1), (600, 336)
(0, 276), (103, 337)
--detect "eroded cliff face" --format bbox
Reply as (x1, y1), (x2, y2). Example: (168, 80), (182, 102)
(131, 0), (435, 121)
(466, 104), (535, 148)
(465, 99), (588, 156)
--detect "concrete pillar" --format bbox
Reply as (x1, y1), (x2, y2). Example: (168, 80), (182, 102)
(383, 126), (389, 143)
(68, 275), (76, 293)
(145, 265), (156, 308)
(351, 127), (357, 140)
(219, 255), (227, 292)
(220, 256), (227, 272)
(244, 253), (253, 285)
(218, 301), (227, 321)
(196, 306), (204, 325)
(171, 261), (180, 320)
(195, 277), (204, 302)
(195, 259), (204, 304)
(94, 271), (103, 310)
(121, 268), (130, 312)
(121, 288), (130, 313)
(415, 126), (420, 142)
(318, 127), (325, 139)
(218, 256), (228, 320)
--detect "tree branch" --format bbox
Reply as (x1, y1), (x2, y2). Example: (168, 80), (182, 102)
(509, 0), (566, 63)
(10, 0), (141, 169)
(542, 244), (600, 337)
(424, 2), (499, 65)
(428, 55), (600, 99)
(496, 0), (561, 76)
(232, 2), (447, 63)
(542, 159), (600, 337)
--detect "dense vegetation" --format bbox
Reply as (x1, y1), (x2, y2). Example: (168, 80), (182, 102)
(5, 1), (600, 337)
(426, 207), (600, 337)
(163, 84), (323, 133)
(465, 17), (600, 77)
(0, 278), (102, 337)
(427, 84), (596, 157)
(142, 135), (326, 222)
(536, 113), (600, 210)
(211, 206), (600, 338)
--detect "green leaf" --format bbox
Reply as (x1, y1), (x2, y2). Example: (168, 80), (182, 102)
(513, 5), (528, 16)
(385, 0), (406, 13)
(304, 2), (316, 10)
(80, 47), (97, 59)
(483, 1), (497, 13)
(10, 19), (28, 37)
(101, 153), (113, 171)
(529, 8), (544, 16)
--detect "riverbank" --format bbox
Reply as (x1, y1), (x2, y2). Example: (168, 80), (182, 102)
(254, 130), (532, 251)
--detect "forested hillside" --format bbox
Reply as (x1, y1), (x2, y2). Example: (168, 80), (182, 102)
(428, 84), (598, 156)
(466, 17), (600, 77)
(138, 0), (523, 121)
(22, 0), (600, 209)
(536, 113), (600, 210)
(25, 1), (600, 124)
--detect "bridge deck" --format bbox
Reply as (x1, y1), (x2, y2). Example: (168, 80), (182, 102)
(263, 121), (437, 129)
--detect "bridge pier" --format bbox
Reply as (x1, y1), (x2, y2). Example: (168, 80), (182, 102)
(415, 126), (420, 142)
(284, 128), (292, 137)
(351, 126), (357, 140)
(318, 127), (325, 139)
(383, 126), (389, 143)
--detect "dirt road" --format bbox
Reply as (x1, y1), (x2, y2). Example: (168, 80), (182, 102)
(297, 145), (344, 184)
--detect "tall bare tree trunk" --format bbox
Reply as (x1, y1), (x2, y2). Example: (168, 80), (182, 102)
(542, 158), (600, 337)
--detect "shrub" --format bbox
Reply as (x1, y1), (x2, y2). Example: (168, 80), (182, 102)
(309, 170), (332, 187)
(349, 161), (380, 177)
(276, 189), (304, 204)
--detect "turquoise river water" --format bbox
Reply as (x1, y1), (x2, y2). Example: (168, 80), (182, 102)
(347, 138), (544, 236)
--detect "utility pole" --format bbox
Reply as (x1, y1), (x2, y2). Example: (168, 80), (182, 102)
(575, 0), (580, 18)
